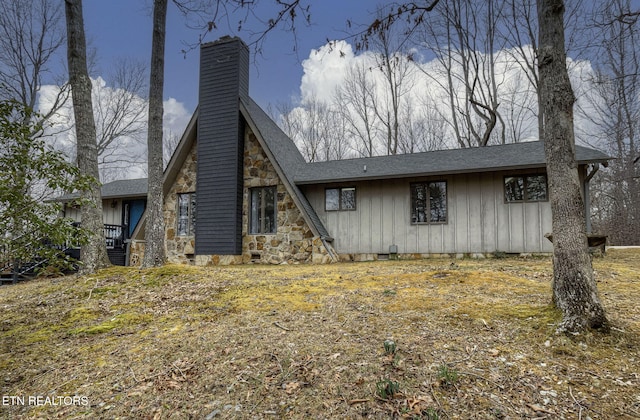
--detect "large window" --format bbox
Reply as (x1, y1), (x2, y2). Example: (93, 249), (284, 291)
(177, 192), (196, 236)
(325, 187), (356, 211)
(250, 186), (277, 234)
(504, 175), (547, 202)
(411, 181), (447, 224)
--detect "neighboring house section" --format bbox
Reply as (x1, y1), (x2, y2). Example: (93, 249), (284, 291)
(124, 36), (610, 265)
(54, 178), (147, 265)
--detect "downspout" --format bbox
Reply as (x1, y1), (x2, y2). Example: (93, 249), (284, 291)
(584, 164), (600, 234)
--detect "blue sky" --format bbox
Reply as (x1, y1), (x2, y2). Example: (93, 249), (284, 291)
(82, 0), (376, 112)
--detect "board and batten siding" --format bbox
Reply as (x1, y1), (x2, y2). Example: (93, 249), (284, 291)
(303, 170), (552, 255)
(63, 199), (123, 226)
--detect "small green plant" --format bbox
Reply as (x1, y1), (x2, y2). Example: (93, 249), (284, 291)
(383, 339), (397, 355)
(375, 378), (400, 399)
(423, 407), (440, 419)
(437, 363), (458, 387)
(382, 288), (397, 296)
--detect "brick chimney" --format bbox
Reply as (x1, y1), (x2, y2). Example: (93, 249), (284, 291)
(195, 36), (249, 255)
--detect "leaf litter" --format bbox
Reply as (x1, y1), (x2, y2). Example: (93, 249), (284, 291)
(0, 249), (638, 419)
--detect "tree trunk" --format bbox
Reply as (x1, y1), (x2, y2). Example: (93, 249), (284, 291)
(142, 0), (168, 267)
(64, 0), (110, 273)
(537, 0), (608, 333)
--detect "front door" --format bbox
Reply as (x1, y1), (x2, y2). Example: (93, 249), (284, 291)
(123, 199), (146, 239)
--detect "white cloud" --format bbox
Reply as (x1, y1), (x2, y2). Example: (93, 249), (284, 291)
(287, 40), (601, 158)
(36, 78), (192, 181)
(163, 97), (191, 136)
(300, 40), (356, 104)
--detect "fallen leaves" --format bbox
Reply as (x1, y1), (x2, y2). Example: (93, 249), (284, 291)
(0, 249), (638, 418)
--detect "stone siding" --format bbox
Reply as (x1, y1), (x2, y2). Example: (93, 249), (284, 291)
(240, 132), (317, 264)
(165, 141), (198, 264)
(132, 125), (333, 266)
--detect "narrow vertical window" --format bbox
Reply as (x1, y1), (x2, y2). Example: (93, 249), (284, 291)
(504, 176), (525, 202)
(176, 192), (196, 236)
(429, 181), (447, 223)
(250, 186), (277, 234)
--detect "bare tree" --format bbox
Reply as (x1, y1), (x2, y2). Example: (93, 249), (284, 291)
(94, 58), (148, 181)
(584, 0), (640, 245)
(418, 0), (507, 147)
(142, 0), (168, 268)
(538, 0), (608, 333)
(369, 22), (415, 154)
(398, 96), (448, 153)
(500, 0), (589, 141)
(163, 129), (181, 169)
(0, 0), (67, 117)
(334, 62), (380, 157)
(278, 95), (343, 162)
(64, 0), (110, 273)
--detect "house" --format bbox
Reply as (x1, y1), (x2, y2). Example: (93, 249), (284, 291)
(54, 178), (147, 265)
(125, 36), (610, 266)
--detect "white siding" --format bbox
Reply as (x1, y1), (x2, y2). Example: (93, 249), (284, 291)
(303, 170), (553, 255)
(63, 199), (123, 225)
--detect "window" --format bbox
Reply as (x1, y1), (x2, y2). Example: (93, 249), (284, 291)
(177, 192), (196, 236)
(411, 181), (447, 223)
(250, 186), (277, 234)
(504, 175), (547, 202)
(325, 187), (356, 211)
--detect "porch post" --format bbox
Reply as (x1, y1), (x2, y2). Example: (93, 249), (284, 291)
(584, 164), (600, 234)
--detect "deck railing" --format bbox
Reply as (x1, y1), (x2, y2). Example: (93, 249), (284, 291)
(103, 224), (124, 249)
(2, 224), (126, 284)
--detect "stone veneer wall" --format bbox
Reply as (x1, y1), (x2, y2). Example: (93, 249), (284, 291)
(236, 131), (331, 265)
(129, 125), (334, 266)
(128, 140), (198, 267)
(164, 141), (198, 264)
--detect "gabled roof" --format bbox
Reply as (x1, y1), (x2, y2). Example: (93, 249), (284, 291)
(53, 178), (148, 202)
(162, 96), (332, 240)
(295, 141), (610, 184)
(240, 97), (330, 239)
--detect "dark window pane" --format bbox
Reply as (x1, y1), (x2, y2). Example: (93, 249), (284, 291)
(177, 194), (189, 236)
(325, 188), (339, 211)
(341, 187), (356, 210)
(526, 175), (547, 201)
(250, 187), (277, 234)
(505, 176), (524, 202)
(190, 193), (196, 235)
(264, 186), (276, 233)
(250, 188), (260, 234)
(429, 181), (447, 222)
(411, 183), (428, 223)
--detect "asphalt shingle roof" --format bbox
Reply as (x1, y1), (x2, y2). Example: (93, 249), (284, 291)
(295, 141), (610, 184)
(53, 178), (148, 202)
(241, 97), (331, 239)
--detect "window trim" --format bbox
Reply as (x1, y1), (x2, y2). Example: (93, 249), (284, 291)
(410, 180), (448, 225)
(176, 192), (196, 237)
(325, 186), (357, 211)
(503, 174), (548, 203)
(249, 186), (277, 235)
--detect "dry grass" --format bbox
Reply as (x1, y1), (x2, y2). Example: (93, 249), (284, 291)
(1, 249), (639, 419)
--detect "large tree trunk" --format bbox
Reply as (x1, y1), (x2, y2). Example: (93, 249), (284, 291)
(142, 0), (168, 267)
(537, 0), (608, 333)
(64, 0), (110, 273)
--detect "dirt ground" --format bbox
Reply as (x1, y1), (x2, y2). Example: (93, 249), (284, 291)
(1, 249), (639, 419)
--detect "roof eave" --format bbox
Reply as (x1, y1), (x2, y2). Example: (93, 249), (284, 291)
(295, 155), (611, 185)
